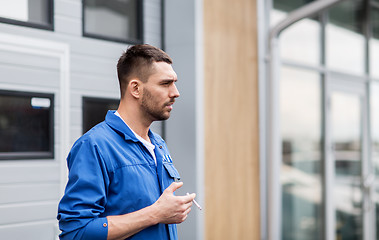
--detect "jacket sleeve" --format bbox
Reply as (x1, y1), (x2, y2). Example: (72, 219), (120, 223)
(57, 139), (110, 240)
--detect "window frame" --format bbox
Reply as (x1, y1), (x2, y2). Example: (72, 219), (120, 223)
(81, 0), (144, 44)
(0, 0), (54, 31)
(0, 90), (55, 160)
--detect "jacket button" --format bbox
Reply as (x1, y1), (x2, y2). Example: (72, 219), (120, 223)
(103, 223), (107, 227)
(159, 146), (163, 149)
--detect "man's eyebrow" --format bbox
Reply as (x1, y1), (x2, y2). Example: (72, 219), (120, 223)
(160, 79), (177, 83)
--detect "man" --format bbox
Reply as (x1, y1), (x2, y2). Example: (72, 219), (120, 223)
(57, 44), (195, 240)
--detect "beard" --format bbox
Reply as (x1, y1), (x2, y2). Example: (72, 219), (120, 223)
(141, 88), (173, 121)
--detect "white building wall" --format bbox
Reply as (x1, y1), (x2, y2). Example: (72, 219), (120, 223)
(0, 1), (162, 239)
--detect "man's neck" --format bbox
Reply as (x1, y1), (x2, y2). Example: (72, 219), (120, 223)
(116, 108), (151, 142)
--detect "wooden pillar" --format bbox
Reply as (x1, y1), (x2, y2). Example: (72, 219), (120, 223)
(203, 0), (260, 239)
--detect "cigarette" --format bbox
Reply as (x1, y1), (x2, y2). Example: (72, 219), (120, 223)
(187, 192), (202, 210)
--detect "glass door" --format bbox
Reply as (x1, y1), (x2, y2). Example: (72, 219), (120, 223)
(331, 91), (363, 239)
(326, 75), (373, 240)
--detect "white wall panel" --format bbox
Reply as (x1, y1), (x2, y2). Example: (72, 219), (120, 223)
(71, 73), (118, 92)
(0, 165), (59, 184)
(70, 54), (116, 76)
(0, 64), (60, 88)
(0, 49), (60, 70)
(0, 202), (57, 225)
(55, 15), (81, 36)
(0, 221), (57, 240)
(0, 183), (60, 204)
(55, 0), (82, 19)
(144, 0), (162, 47)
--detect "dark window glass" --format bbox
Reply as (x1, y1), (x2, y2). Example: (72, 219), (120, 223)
(372, 7), (379, 40)
(0, 0), (53, 30)
(274, 0), (316, 13)
(0, 90), (54, 160)
(83, 97), (119, 134)
(328, 0), (365, 34)
(83, 0), (142, 43)
(371, 7), (379, 77)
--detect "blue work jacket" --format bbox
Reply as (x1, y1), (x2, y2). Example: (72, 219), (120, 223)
(57, 111), (181, 240)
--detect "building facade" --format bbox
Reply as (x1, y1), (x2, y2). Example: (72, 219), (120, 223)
(0, 0), (379, 240)
(0, 0), (165, 239)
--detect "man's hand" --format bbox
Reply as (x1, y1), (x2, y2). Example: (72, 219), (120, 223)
(107, 182), (195, 240)
(151, 182), (195, 224)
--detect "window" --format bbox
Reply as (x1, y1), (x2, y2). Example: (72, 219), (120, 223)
(279, 18), (321, 65)
(271, 0), (378, 239)
(83, 0), (143, 43)
(0, 90), (54, 160)
(82, 97), (119, 134)
(280, 67), (323, 240)
(0, 0), (53, 30)
(326, 0), (365, 74)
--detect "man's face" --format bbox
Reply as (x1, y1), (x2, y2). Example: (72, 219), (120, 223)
(140, 61), (180, 122)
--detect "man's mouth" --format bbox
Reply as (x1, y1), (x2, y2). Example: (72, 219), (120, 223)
(166, 101), (175, 110)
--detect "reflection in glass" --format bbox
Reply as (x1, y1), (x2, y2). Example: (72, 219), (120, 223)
(280, 67), (322, 240)
(0, 0), (29, 21)
(326, 0), (365, 74)
(331, 92), (362, 240)
(83, 0), (141, 42)
(274, 0), (316, 12)
(370, 8), (379, 78)
(280, 18), (320, 65)
(372, 83), (379, 239)
(82, 97), (119, 134)
(0, 0), (51, 26)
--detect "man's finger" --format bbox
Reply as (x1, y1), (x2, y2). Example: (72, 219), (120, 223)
(185, 193), (196, 202)
(165, 181), (183, 193)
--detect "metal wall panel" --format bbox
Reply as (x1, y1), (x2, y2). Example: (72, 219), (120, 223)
(165, 1), (200, 239)
(0, 202), (58, 225)
(0, 221), (57, 239)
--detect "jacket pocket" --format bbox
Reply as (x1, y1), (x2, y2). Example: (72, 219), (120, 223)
(163, 162), (181, 180)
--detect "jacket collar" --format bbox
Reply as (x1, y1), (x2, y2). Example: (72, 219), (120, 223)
(105, 110), (159, 144)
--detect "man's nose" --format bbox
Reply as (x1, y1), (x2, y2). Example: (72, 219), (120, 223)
(170, 83), (180, 98)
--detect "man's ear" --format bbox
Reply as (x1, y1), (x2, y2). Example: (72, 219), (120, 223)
(128, 79), (141, 99)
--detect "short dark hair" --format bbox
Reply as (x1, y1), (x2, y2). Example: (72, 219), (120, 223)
(117, 44), (172, 98)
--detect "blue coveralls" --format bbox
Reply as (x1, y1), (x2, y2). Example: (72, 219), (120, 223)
(57, 111), (180, 240)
